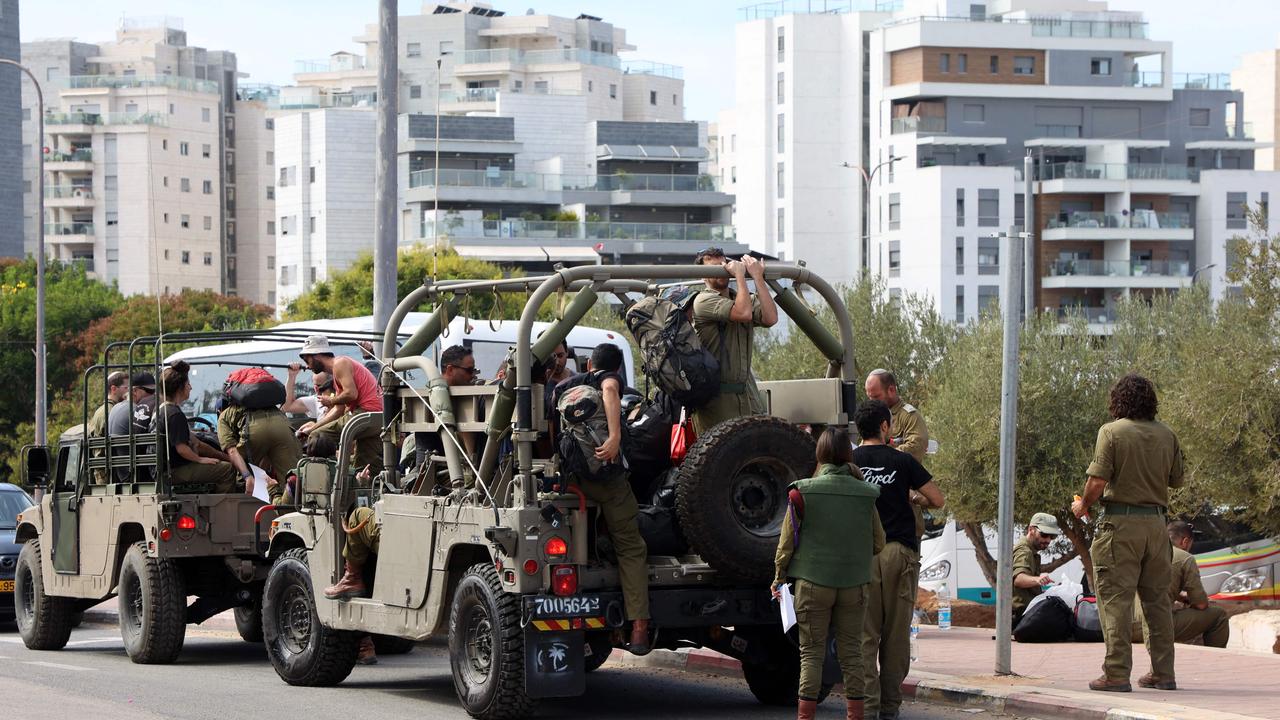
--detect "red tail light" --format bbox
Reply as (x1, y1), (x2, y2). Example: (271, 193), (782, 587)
(177, 515), (196, 530)
(523, 559), (539, 576)
(544, 536), (568, 558)
(159, 528), (173, 542)
(551, 565), (578, 596)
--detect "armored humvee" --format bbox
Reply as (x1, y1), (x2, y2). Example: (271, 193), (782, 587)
(261, 263), (862, 718)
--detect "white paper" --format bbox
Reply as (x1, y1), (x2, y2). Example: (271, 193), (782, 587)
(249, 464), (271, 503)
(779, 583), (797, 632)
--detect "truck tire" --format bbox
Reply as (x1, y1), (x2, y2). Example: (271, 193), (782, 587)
(262, 548), (358, 686)
(14, 540), (75, 650)
(583, 631), (613, 673)
(118, 541), (186, 664)
(372, 634), (416, 655)
(675, 416), (816, 583)
(449, 563), (535, 720)
(234, 605), (264, 644)
(740, 625), (832, 706)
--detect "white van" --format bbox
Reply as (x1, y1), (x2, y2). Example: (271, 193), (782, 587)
(917, 520), (1084, 605)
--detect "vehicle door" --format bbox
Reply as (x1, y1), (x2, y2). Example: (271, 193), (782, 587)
(50, 442), (83, 574)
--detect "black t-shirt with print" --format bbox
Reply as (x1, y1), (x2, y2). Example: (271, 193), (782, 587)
(852, 443), (932, 551)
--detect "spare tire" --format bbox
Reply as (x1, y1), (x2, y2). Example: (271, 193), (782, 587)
(675, 416), (815, 583)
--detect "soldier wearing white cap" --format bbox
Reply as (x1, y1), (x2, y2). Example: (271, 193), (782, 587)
(1012, 512), (1061, 624)
(297, 334), (385, 473)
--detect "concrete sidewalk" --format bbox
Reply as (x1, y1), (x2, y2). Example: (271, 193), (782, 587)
(615, 625), (1280, 720)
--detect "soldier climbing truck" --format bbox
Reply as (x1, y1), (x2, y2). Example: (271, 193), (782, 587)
(260, 263), (864, 719)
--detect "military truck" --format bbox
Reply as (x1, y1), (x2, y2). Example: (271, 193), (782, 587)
(260, 263), (861, 718)
(11, 328), (382, 661)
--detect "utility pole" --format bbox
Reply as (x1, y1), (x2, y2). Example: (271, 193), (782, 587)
(994, 227), (1025, 676)
(2, 60), (47, 447)
(372, 0), (398, 353)
(1024, 153), (1035, 320)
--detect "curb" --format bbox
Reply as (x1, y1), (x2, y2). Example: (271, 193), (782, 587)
(82, 606), (240, 634)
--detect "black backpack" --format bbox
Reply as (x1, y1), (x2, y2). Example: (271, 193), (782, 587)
(624, 293), (721, 409)
(1013, 596), (1075, 643)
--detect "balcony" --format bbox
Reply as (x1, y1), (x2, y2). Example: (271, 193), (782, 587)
(1036, 162), (1200, 192)
(1042, 211), (1193, 241)
(880, 14), (1146, 39)
(66, 74), (219, 94)
(44, 222), (95, 243)
(891, 116), (946, 135)
(45, 186), (95, 208)
(1125, 72), (1233, 90)
(444, 87), (500, 104)
(1227, 123), (1254, 140)
(409, 170), (722, 193)
(622, 61), (684, 80)
(47, 148), (92, 163)
(422, 218), (734, 243)
(1043, 259), (1192, 289)
(455, 47), (621, 74)
(45, 111), (168, 128)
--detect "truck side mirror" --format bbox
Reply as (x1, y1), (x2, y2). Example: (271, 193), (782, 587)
(299, 459), (333, 512)
(22, 445), (52, 488)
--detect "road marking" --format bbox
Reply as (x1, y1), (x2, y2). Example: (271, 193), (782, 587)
(23, 660), (93, 672)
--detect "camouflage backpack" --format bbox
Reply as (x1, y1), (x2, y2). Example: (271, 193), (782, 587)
(556, 377), (627, 482)
(624, 290), (721, 409)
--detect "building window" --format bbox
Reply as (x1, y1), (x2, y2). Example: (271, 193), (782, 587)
(439, 41), (453, 56)
(609, 84), (617, 99)
(203, 216), (212, 230)
(1227, 192), (1248, 228)
(888, 193), (902, 230)
(731, 134), (736, 151)
(309, 216), (317, 233)
(202, 180), (213, 194)
(978, 189), (999, 227)
(887, 146), (895, 182)
(957, 53), (968, 74)
(777, 27), (785, 62)
(203, 252), (213, 266)
(777, 208), (785, 245)
(181, 251), (191, 264)
(407, 42), (421, 58)
(267, 256), (276, 270)
(955, 236), (965, 274)
(777, 72), (785, 103)
(963, 104), (985, 122)
(989, 55), (999, 74)
(266, 150), (274, 165)
(1091, 57), (1112, 76)
(164, 249), (170, 260)
(978, 285), (998, 313)
(266, 186), (275, 200)
(169, 103), (175, 115)
(180, 178), (191, 193)
(650, 90), (657, 106)
(731, 166), (737, 183)
(280, 265), (293, 285)
(776, 161), (785, 198)
(266, 118), (274, 130)
(1190, 108), (1211, 127)
(46, 66), (58, 82)
(180, 141), (189, 156)
(940, 53), (950, 73)
(1015, 193), (1025, 228)
(267, 221), (275, 236)
(777, 113), (785, 146)
(955, 286), (965, 323)
(1013, 56), (1036, 75)
(588, 80), (593, 92)
(201, 107), (211, 122)
(673, 93), (678, 106)
(410, 85), (422, 99)
(888, 240), (901, 276)
(162, 176), (169, 188)
(956, 189), (965, 226)
(309, 167), (316, 183)
(978, 237), (999, 274)
(180, 214), (190, 229)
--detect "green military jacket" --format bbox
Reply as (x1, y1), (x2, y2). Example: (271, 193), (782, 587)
(690, 288), (766, 433)
(1085, 418), (1185, 508)
(1170, 546), (1208, 607)
(889, 399), (929, 463)
(774, 463), (883, 589)
(1011, 536), (1042, 615)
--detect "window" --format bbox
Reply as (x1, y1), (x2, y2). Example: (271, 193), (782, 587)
(777, 113), (785, 146)
(162, 139), (168, 151)
(609, 83), (617, 99)
(163, 176), (169, 188)
(777, 27), (785, 62)
(956, 189), (965, 226)
(956, 237), (965, 273)
(405, 84), (421, 100)
(777, 72), (785, 103)
(266, 151), (274, 166)
(673, 93), (678, 106)
(990, 55), (999, 74)
(731, 166), (737, 183)
(203, 252), (213, 266)
(202, 180), (213, 194)
(406, 42), (421, 58)
(169, 103), (175, 115)
(940, 53), (950, 73)
(1226, 192), (1248, 228)
(180, 177), (191, 193)
(955, 286), (965, 323)
(1015, 193), (1025, 228)
(267, 221), (276, 236)
(1190, 108), (1211, 127)
(776, 162), (785, 198)
(887, 146), (895, 182)
(180, 214), (190, 229)
(279, 166), (295, 186)
(650, 90), (657, 106)
(279, 265), (293, 285)
(439, 41), (453, 56)
(46, 66), (58, 82)
(978, 237), (999, 274)
(205, 143), (215, 159)
(963, 104), (985, 122)
(731, 134), (737, 151)
(103, 175), (118, 191)
(777, 208), (785, 245)
(203, 216), (212, 230)
(888, 240), (901, 276)
(588, 80), (593, 92)
(201, 107), (211, 122)
(164, 249), (170, 260)
(21, 107), (29, 121)
(888, 193), (901, 230)
(180, 141), (189, 156)
(266, 186), (275, 200)
(309, 267), (318, 284)
(280, 216), (295, 235)
(978, 285), (999, 313)
(267, 256), (276, 270)
(265, 118), (274, 130)
(1013, 56), (1036, 75)
(1091, 57), (1112, 76)
(957, 53), (968, 74)
(978, 189), (999, 227)
(1262, 192), (1270, 224)
(309, 166), (316, 183)
(268, 291), (276, 305)
(309, 216), (317, 233)
(181, 251), (191, 265)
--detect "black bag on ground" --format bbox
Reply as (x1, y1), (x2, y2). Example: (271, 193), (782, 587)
(624, 293), (721, 409)
(1072, 595), (1104, 643)
(1013, 596), (1075, 643)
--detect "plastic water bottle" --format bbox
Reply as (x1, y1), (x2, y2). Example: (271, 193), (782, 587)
(910, 610), (922, 661)
(937, 582), (952, 631)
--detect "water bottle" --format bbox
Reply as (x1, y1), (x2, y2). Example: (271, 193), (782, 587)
(910, 610), (922, 661)
(937, 581), (952, 631)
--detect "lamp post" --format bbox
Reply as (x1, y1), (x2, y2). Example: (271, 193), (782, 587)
(2, 59), (47, 447)
(1191, 262), (1216, 284)
(843, 156), (904, 272)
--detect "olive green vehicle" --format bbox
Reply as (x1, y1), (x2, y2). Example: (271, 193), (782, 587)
(261, 263), (863, 719)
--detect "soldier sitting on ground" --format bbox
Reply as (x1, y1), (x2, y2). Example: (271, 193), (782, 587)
(1132, 520), (1229, 648)
(1012, 513), (1061, 626)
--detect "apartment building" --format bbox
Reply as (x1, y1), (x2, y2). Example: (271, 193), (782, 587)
(1232, 45), (1280, 171)
(869, 0), (1274, 328)
(0, 0), (20, 259)
(20, 17), (271, 300)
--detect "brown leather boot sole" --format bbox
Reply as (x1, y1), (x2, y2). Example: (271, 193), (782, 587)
(1138, 673), (1177, 690)
(1089, 676), (1133, 692)
(323, 584), (368, 600)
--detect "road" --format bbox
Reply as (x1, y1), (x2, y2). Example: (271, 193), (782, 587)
(0, 620), (1017, 720)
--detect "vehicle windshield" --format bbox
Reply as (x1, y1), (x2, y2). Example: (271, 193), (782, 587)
(0, 490), (33, 528)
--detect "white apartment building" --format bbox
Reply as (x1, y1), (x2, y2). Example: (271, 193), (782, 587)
(1232, 42), (1280, 171)
(233, 99), (276, 304)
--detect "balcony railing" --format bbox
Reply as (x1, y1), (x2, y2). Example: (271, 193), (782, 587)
(1046, 259), (1192, 277)
(1037, 162), (1200, 182)
(596, 173), (721, 192)
(45, 186), (94, 200)
(45, 111), (168, 127)
(294, 57), (368, 74)
(880, 14), (1146, 39)
(423, 218), (735, 243)
(457, 48), (524, 65)
(1227, 123), (1254, 140)
(66, 74), (219, 94)
(45, 222), (95, 236)
(47, 148), (93, 163)
(1174, 73), (1231, 90)
(1057, 306), (1112, 323)
(1044, 211), (1192, 230)
(891, 116), (946, 134)
(445, 87), (500, 103)
(410, 170), (722, 193)
(622, 60), (684, 80)
(456, 47), (621, 70)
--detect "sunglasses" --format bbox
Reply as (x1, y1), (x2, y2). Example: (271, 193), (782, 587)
(450, 364), (479, 376)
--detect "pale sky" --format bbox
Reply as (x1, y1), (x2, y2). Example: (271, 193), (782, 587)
(18, 0), (1280, 122)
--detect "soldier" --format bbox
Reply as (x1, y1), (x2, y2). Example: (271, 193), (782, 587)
(154, 361), (239, 493)
(689, 248), (778, 434)
(88, 371), (128, 437)
(1072, 373), (1184, 692)
(773, 426), (884, 720)
(297, 335), (385, 473)
(864, 369), (935, 537)
(218, 378), (303, 500)
(1013, 513), (1060, 625)
(1133, 521), (1229, 648)
(853, 400), (945, 720)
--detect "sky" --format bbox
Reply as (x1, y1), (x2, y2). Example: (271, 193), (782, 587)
(18, 0), (1280, 122)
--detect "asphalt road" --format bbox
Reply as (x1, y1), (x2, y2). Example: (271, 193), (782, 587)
(0, 620), (1015, 720)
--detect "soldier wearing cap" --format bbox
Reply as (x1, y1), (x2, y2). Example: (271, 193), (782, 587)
(1132, 520), (1229, 648)
(1072, 373), (1184, 693)
(296, 334), (385, 473)
(1013, 512), (1061, 625)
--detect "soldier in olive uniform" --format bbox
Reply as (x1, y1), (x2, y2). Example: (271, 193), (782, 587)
(1073, 374), (1184, 693)
(218, 395), (303, 503)
(1132, 521), (1229, 648)
(689, 248), (778, 434)
(88, 371), (128, 485)
(1012, 513), (1060, 625)
(774, 426), (885, 720)
(864, 369), (936, 543)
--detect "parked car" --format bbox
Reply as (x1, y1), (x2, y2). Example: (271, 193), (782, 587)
(1, 482), (35, 622)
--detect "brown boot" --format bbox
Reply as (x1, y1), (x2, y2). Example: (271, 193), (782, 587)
(1138, 672), (1177, 690)
(628, 618), (652, 656)
(846, 698), (865, 720)
(797, 698), (818, 720)
(323, 561), (367, 600)
(1088, 675), (1132, 692)
(356, 635), (378, 665)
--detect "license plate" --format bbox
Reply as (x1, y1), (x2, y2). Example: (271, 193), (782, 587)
(0, 580), (13, 593)
(527, 595), (602, 619)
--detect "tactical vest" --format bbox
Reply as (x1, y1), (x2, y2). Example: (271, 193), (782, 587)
(788, 464), (881, 589)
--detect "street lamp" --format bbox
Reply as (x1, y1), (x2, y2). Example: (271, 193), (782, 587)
(1191, 262), (1216, 284)
(1, 59), (47, 448)
(843, 156), (904, 272)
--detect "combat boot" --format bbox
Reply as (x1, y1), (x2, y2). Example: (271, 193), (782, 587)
(797, 699), (817, 720)
(356, 635), (378, 665)
(628, 618), (652, 656)
(846, 698), (865, 720)
(323, 560), (367, 600)
(1138, 672), (1176, 690)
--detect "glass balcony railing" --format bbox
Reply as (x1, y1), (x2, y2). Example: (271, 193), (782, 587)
(444, 87), (500, 103)
(45, 222), (95, 236)
(456, 47), (621, 70)
(891, 116), (947, 134)
(456, 48), (524, 65)
(596, 174), (721, 192)
(1057, 306), (1113, 323)
(1126, 163), (1199, 181)
(45, 111), (168, 127)
(1030, 18), (1147, 39)
(44, 186), (94, 200)
(47, 148), (93, 163)
(1045, 259), (1192, 277)
(1037, 162), (1200, 182)
(622, 60), (684, 80)
(1227, 123), (1254, 140)
(66, 74), (219, 94)
(410, 170), (722, 193)
(1174, 73), (1231, 90)
(410, 169), (543, 190)
(422, 218), (735, 243)
(1044, 211), (1192, 230)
